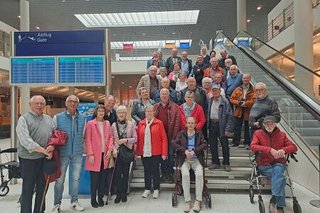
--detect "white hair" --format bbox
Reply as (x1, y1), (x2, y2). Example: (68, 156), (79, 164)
(29, 95), (46, 104)
(116, 105), (127, 112)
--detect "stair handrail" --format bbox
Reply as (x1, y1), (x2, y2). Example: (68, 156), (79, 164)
(234, 30), (320, 78)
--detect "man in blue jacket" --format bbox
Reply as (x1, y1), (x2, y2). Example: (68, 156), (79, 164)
(52, 95), (86, 212)
(226, 65), (243, 99)
(207, 85), (234, 171)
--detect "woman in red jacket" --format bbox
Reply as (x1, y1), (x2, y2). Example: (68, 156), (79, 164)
(84, 105), (114, 208)
(250, 115), (297, 213)
(179, 91), (206, 131)
(136, 105), (168, 199)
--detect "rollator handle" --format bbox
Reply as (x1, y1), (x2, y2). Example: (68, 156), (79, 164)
(289, 153), (298, 162)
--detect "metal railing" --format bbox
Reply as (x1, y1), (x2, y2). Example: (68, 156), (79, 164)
(267, 1), (320, 41)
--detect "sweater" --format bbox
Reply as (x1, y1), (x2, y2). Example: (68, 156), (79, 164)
(17, 112), (54, 159)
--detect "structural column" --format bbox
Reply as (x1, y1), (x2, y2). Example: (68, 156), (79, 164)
(20, 0), (30, 114)
(293, 0), (314, 97)
(237, 0), (247, 32)
(105, 29), (112, 96)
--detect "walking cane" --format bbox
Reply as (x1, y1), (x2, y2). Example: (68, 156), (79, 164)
(40, 174), (50, 212)
(106, 156), (118, 205)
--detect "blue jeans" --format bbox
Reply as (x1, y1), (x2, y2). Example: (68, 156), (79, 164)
(54, 154), (83, 205)
(259, 163), (286, 207)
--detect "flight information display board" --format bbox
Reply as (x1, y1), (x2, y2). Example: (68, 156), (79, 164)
(58, 56), (105, 85)
(11, 57), (55, 84)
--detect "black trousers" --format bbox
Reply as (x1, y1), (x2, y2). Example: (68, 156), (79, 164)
(208, 121), (230, 165)
(90, 154), (106, 202)
(161, 154), (174, 177)
(142, 156), (161, 190)
(233, 117), (250, 145)
(114, 159), (130, 197)
(20, 157), (46, 213)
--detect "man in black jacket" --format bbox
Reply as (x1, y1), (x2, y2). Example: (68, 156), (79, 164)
(165, 48), (181, 74)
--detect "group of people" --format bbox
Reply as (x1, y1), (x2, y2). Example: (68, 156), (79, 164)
(16, 47), (298, 213)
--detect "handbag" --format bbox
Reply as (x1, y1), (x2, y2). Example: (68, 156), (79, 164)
(116, 122), (134, 163)
(118, 144), (135, 163)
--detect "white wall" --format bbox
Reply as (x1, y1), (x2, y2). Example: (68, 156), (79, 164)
(268, 0), (293, 23)
(257, 3), (320, 58)
(0, 56), (10, 71)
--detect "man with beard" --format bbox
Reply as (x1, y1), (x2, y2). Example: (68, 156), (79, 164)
(250, 116), (297, 213)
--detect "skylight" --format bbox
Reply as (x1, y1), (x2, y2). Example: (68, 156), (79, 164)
(75, 10), (200, 27)
(111, 39), (192, 49)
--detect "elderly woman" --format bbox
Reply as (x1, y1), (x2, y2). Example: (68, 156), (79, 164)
(168, 62), (183, 82)
(176, 72), (188, 92)
(112, 105), (137, 203)
(173, 117), (207, 213)
(179, 91), (206, 131)
(131, 87), (155, 125)
(85, 105), (114, 208)
(136, 105), (168, 199)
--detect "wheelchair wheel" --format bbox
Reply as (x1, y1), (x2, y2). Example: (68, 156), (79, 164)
(258, 199), (265, 213)
(249, 187), (254, 204)
(172, 193), (177, 207)
(0, 185), (9, 196)
(293, 199), (302, 213)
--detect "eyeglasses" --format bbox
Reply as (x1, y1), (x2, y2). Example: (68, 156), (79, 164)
(32, 102), (46, 106)
(255, 89), (266, 92)
(67, 100), (79, 104)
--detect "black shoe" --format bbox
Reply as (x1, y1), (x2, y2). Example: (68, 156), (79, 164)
(114, 196), (121, 204)
(122, 195), (127, 202)
(91, 200), (99, 208)
(98, 197), (104, 207)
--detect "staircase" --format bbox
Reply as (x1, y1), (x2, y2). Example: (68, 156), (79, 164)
(129, 146), (270, 192)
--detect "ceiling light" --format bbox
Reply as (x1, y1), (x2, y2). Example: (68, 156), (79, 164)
(18, 15), (21, 18)
(111, 39), (192, 50)
(246, 19), (251, 23)
(36, 26), (40, 29)
(74, 10), (200, 27)
(257, 6), (262, 10)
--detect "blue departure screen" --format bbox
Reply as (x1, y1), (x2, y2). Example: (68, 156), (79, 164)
(58, 57), (104, 84)
(11, 57), (55, 84)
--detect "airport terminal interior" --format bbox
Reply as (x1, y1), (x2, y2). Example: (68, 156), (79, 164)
(0, 0), (319, 213)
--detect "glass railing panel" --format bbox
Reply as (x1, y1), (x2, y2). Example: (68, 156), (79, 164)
(214, 31), (320, 156)
(233, 31), (320, 102)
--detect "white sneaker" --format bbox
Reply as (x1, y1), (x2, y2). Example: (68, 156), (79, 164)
(142, 190), (151, 198)
(52, 204), (61, 213)
(153, 190), (159, 199)
(70, 200), (84, 212)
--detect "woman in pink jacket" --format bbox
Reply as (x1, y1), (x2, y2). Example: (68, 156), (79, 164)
(85, 105), (114, 208)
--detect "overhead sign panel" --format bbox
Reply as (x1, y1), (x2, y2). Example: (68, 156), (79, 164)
(14, 30), (105, 56)
(11, 57), (55, 85)
(58, 56), (105, 85)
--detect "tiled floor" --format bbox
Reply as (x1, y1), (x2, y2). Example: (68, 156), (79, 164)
(1, 138), (319, 213)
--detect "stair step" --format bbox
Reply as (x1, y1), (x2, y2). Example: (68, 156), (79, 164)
(130, 178), (271, 190)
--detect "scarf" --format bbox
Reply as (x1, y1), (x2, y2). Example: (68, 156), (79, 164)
(143, 118), (154, 157)
(183, 102), (195, 118)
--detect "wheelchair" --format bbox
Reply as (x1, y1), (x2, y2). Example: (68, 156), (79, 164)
(171, 154), (212, 210)
(248, 152), (302, 213)
(0, 147), (21, 196)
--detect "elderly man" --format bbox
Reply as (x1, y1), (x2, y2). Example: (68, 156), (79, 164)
(200, 46), (210, 66)
(180, 77), (207, 114)
(136, 65), (162, 99)
(104, 95), (117, 125)
(192, 55), (207, 87)
(52, 95), (86, 212)
(180, 51), (193, 76)
(154, 88), (180, 182)
(207, 85), (233, 171)
(249, 82), (281, 136)
(153, 77), (178, 103)
(17, 95), (54, 213)
(223, 58), (233, 80)
(204, 57), (224, 79)
(225, 65), (243, 98)
(230, 73), (256, 149)
(218, 49), (237, 69)
(251, 115), (297, 213)
(146, 51), (158, 69)
(165, 48), (182, 74)
(173, 117), (207, 213)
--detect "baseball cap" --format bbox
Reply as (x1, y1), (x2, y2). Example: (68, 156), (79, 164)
(263, 115), (277, 123)
(211, 83), (221, 90)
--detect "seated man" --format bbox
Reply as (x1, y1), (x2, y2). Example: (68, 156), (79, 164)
(173, 117), (207, 213)
(250, 116), (297, 213)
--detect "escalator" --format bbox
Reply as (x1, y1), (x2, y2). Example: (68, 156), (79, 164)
(214, 31), (320, 194)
